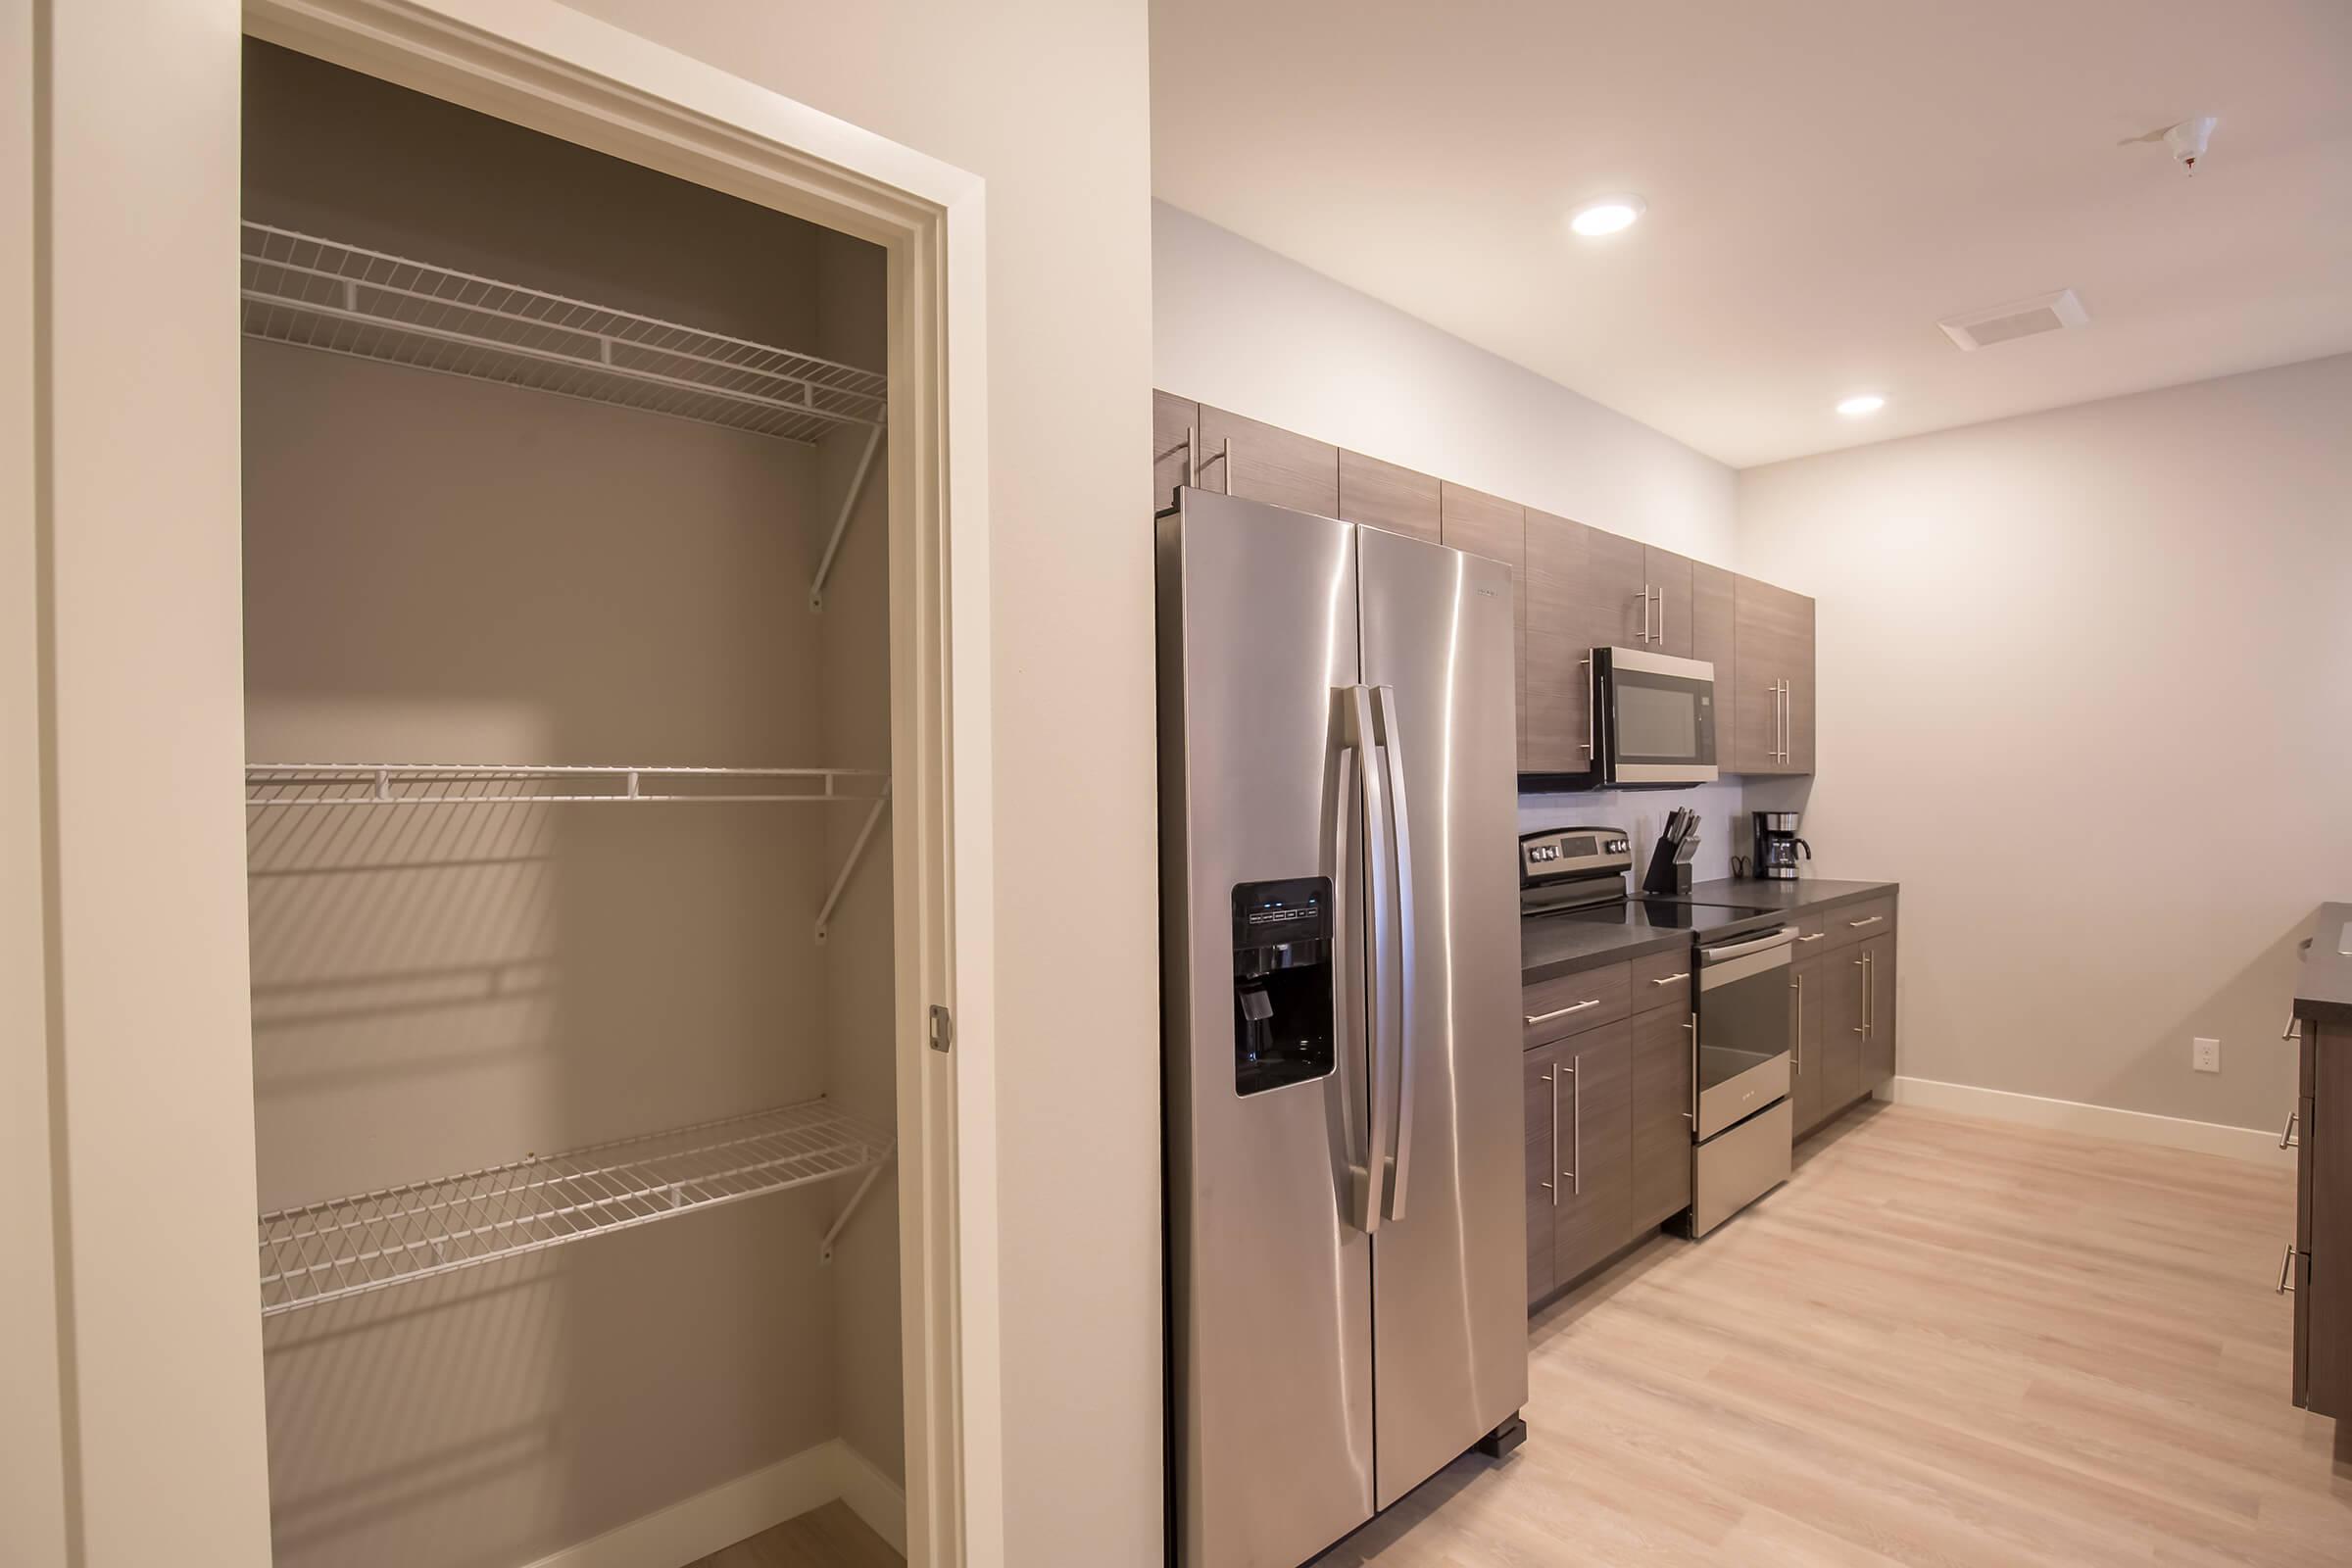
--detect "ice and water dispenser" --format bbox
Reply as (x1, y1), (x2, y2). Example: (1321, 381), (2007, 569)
(1231, 877), (1336, 1096)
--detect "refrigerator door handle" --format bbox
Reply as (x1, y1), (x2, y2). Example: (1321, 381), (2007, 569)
(1371, 684), (1417, 1223)
(1327, 724), (1373, 1231)
(1348, 685), (1394, 1236)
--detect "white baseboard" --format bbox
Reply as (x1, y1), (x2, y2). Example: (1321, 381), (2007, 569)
(836, 1440), (910, 1556)
(522, 1438), (906, 1568)
(1880, 1076), (2293, 1167)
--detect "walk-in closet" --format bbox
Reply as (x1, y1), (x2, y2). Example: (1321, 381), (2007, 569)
(240, 41), (912, 1566)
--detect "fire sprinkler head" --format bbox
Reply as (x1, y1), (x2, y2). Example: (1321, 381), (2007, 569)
(2164, 115), (2219, 174)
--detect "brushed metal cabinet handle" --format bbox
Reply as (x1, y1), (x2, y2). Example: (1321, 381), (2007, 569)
(1649, 971), (1690, 987)
(1685, 1013), (1699, 1125)
(1221, 436), (1233, 494)
(1655, 586), (1665, 646)
(1185, 423), (1199, 486)
(2278, 1243), (2298, 1295)
(1793, 972), (1804, 1075)
(1795, 932), (1825, 944)
(2282, 1014), (2302, 1042)
(1526, 997), (1602, 1026)
(1847, 915), (1886, 928)
(1567, 1055), (1583, 1196)
(2280, 1107), (2300, 1150)
(1580, 656), (1596, 758)
(1540, 1067), (1559, 1205)
(1853, 955), (1868, 1035)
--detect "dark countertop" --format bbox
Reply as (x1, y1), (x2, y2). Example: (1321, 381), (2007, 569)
(2293, 902), (2352, 1028)
(1520, 905), (1693, 986)
(1675, 876), (1898, 913)
(1520, 877), (1900, 985)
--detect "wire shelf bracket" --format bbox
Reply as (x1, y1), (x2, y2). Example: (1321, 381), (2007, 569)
(246, 763), (889, 808)
(258, 1098), (896, 1317)
(819, 1157), (891, 1264)
(809, 423), (886, 611)
(241, 223), (886, 444)
(814, 786), (892, 944)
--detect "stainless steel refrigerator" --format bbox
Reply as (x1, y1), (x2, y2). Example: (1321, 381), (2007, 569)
(1157, 487), (1527, 1568)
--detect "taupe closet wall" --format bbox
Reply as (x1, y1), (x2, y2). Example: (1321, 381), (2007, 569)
(242, 45), (897, 1567)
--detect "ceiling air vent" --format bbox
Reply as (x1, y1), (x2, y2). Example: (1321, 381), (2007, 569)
(1937, 288), (2089, 351)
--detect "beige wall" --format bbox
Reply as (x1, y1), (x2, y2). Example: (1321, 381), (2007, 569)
(1153, 201), (1740, 565)
(241, 47), (901, 1561)
(556, 5), (1165, 1560)
(30, 0), (277, 1560)
(2, 1), (71, 1562)
(1739, 354), (2352, 1132)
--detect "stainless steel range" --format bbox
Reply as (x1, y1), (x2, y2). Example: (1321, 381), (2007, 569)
(1519, 826), (1795, 1239)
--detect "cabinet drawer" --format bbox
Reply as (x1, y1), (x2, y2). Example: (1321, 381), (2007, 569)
(1825, 898), (1896, 948)
(1523, 962), (1631, 1048)
(1630, 947), (1694, 1012)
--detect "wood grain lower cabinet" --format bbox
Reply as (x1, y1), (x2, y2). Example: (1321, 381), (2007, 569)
(1859, 933), (1896, 1098)
(2298, 1021), (2347, 1418)
(1551, 1021), (1633, 1288)
(1198, 403), (1339, 516)
(1630, 1005), (1694, 1228)
(1790, 952), (1830, 1137)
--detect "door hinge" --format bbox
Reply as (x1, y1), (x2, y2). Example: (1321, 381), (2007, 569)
(928, 1004), (955, 1054)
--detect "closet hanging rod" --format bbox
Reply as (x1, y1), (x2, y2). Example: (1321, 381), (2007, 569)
(240, 223), (886, 443)
(246, 763), (889, 808)
(258, 1097), (896, 1317)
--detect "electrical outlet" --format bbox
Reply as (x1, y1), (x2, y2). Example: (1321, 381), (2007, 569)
(2192, 1037), (2221, 1074)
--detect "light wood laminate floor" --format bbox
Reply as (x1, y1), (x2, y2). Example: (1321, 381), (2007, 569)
(1315, 1102), (2350, 1567)
(689, 1501), (900, 1568)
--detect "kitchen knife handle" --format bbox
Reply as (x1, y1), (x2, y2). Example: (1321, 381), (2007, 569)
(1372, 684), (1417, 1223)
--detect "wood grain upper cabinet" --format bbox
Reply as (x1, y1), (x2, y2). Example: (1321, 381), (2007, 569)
(1338, 449), (1440, 543)
(1551, 1020), (1633, 1287)
(1152, 390), (1199, 512)
(1690, 560), (1736, 697)
(1524, 510), (1625, 773)
(1732, 575), (1816, 774)
(1642, 546), (1694, 659)
(1439, 483), (1526, 762)
(1198, 404), (1339, 516)
(1629, 1004), (1693, 1230)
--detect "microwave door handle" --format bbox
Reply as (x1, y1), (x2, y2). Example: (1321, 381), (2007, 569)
(1348, 686), (1393, 1235)
(1372, 684), (1416, 1223)
(1581, 655), (1596, 760)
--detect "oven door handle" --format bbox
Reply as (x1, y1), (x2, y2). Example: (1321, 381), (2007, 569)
(1699, 926), (1797, 964)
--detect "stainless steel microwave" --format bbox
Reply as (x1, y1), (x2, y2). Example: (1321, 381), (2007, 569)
(1592, 647), (1718, 786)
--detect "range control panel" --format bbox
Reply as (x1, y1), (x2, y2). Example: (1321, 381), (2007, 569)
(1518, 826), (1633, 887)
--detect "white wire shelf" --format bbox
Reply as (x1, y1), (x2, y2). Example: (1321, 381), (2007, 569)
(241, 222), (886, 443)
(246, 763), (889, 808)
(259, 1098), (896, 1317)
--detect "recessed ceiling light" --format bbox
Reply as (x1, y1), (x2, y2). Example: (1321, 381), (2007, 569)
(1569, 196), (1645, 237)
(1836, 394), (1886, 416)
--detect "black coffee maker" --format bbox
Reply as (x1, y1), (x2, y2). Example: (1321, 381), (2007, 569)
(1750, 810), (1812, 881)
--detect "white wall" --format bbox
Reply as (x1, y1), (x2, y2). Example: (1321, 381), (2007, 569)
(1740, 355), (2352, 1131)
(1154, 202), (1746, 871)
(1153, 202), (1738, 564)
(13, 2), (1161, 1564)
(557, 6), (1163, 1563)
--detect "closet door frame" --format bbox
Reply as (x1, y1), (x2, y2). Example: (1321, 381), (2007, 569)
(35, 2), (1002, 1564)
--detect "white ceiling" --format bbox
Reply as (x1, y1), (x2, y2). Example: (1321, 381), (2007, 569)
(1150, 0), (2352, 468)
